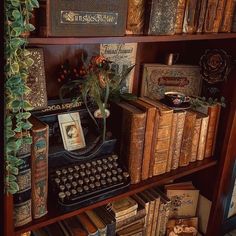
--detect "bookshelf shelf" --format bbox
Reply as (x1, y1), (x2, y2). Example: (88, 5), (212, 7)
(14, 158), (217, 235)
(27, 33), (236, 45)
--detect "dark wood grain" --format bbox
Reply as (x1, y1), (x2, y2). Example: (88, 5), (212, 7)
(4, 194), (14, 236)
(14, 158), (217, 235)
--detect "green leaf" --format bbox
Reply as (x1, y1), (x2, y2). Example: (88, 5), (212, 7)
(11, 62), (19, 73)
(7, 181), (19, 194)
(22, 121), (33, 130)
(5, 116), (13, 127)
(25, 23), (35, 32)
(25, 57), (34, 67)
(7, 75), (22, 84)
(14, 127), (22, 132)
(30, 0), (40, 8)
(12, 10), (21, 20)
(11, 100), (22, 109)
(6, 165), (19, 175)
(22, 101), (33, 111)
(12, 27), (22, 36)
(6, 129), (15, 139)
(10, 0), (20, 7)
(6, 174), (17, 182)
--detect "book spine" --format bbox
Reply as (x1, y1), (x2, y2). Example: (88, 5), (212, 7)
(212, 0), (227, 32)
(190, 116), (202, 162)
(231, 3), (236, 32)
(31, 126), (49, 219)
(175, 0), (187, 34)
(203, 0), (219, 33)
(153, 112), (173, 176)
(120, 112), (146, 184)
(150, 198), (160, 236)
(196, 0), (208, 32)
(145, 199), (155, 236)
(166, 112), (178, 172)
(160, 202), (171, 236)
(171, 111), (186, 170)
(197, 116), (209, 160)
(179, 111), (197, 167)
(155, 202), (164, 236)
(126, 0), (145, 35)
(220, 0), (236, 32)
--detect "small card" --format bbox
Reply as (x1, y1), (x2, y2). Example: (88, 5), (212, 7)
(58, 112), (86, 151)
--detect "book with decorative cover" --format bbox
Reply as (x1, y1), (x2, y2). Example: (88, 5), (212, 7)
(144, 0), (179, 35)
(126, 0), (145, 35)
(174, 0), (187, 34)
(30, 115), (49, 219)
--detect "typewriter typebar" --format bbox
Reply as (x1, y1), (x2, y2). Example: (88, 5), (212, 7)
(50, 154), (131, 211)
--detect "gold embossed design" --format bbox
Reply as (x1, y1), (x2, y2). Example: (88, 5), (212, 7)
(25, 48), (47, 110)
(14, 200), (32, 227)
(16, 169), (31, 192)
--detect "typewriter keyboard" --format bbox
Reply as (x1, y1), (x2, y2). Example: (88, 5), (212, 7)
(50, 154), (130, 211)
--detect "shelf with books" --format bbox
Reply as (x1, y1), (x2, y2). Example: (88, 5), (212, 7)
(14, 158), (217, 235)
(27, 33), (236, 45)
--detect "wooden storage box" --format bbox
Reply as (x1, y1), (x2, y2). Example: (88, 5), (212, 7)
(38, 0), (128, 37)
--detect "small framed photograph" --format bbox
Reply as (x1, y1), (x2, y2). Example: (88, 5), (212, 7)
(58, 112), (86, 151)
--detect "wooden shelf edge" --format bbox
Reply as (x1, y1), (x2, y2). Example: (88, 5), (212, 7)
(27, 33), (236, 45)
(14, 158), (217, 235)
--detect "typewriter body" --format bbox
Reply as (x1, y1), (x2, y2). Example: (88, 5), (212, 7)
(34, 100), (130, 211)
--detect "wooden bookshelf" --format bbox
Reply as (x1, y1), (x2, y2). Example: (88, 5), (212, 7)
(14, 158), (217, 235)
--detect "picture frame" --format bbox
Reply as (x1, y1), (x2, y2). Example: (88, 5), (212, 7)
(141, 64), (202, 100)
(58, 112), (86, 151)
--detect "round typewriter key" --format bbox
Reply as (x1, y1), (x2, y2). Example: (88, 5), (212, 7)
(65, 183), (71, 190)
(117, 168), (122, 173)
(113, 162), (118, 168)
(80, 164), (86, 169)
(85, 169), (91, 176)
(74, 165), (79, 171)
(59, 185), (65, 191)
(112, 154), (118, 160)
(123, 172), (130, 178)
(112, 169), (118, 175)
(65, 191), (71, 198)
(61, 176), (67, 184)
(102, 158), (108, 164)
(91, 168), (97, 174)
(96, 160), (102, 165)
(112, 176), (118, 182)
(108, 156), (113, 162)
(78, 179), (83, 186)
(97, 167), (102, 172)
(92, 161), (96, 166)
(90, 176), (95, 182)
(58, 192), (66, 202)
(117, 175), (123, 181)
(62, 169), (67, 175)
(95, 181), (101, 188)
(56, 170), (61, 176)
(80, 171), (85, 177)
(102, 164), (108, 170)
(68, 167), (73, 173)
(84, 177), (89, 184)
(95, 174), (101, 180)
(68, 174), (73, 181)
(54, 178), (60, 185)
(86, 162), (91, 168)
(89, 183), (95, 189)
(108, 163), (113, 169)
(74, 173), (79, 179)
(71, 189), (77, 195)
(101, 179), (106, 185)
(72, 181), (77, 188)
(107, 171), (112, 177)
(101, 173), (106, 179)
(83, 185), (89, 191)
(107, 178), (112, 184)
(77, 187), (83, 193)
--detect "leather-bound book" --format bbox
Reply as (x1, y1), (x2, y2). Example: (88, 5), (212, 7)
(196, 0), (208, 33)
(220, 0), (236, 32)
(190, 112), (203, 162)
(212, 0), (227, 32)
(171, 111), (186, 170)
(182, 0), (201, 33)
(197, 114), (209, 161)
(179, 111), (197, 167)
(116, 101), (146, 184)
(196, 103), (221, 158)
(116, 221), (145, 236)
(30, 115), (49, 219)
(203, 0), (219, 33)
(77, 213), (99, 236)
(175, 0), (187, 34)
(231, 4), (236, 32)
(128, 99), (157, 180)
(144, 0), (179, 35)
(126, 0), (145, 35)
(140, 97), (173, 176)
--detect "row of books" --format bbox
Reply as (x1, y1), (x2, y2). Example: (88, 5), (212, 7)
(110, 97), (221, 184)
(31, 182), (200, 236)
(127, 0), (236, 35)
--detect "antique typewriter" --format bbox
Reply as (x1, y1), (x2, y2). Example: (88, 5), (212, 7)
(49, 154), (130, 211)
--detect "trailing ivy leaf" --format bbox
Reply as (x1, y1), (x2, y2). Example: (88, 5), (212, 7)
(11, 100), (22, 110)
(12, 27), (22, 36)
(25, 23), (35, 32)
(16, 111), (31, 120)
(15, 138), (23, 150)
(7, 75), (22, 84)
(6, 129), (15, 139)
(23, 49), (31, 57)
(10, 0), (20, 7)
(22, 101), (33, 111)
(5, 116), (13, 127)
(10, 38), (26, 48)
(25, 58), (34, 67)
(6, 165), (19, 175)
(14, 126), (22, 132)
(22, 121), (33, 130)
(30, 0), (40, 8)
(5, 174), (17, 182)
(7, 181), (19, 194)
(12, 9), (21, 20)
(11, 62), (19, 73)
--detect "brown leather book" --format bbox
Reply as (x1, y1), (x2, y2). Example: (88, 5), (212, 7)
(30, 115), (49, 219)
(196, 103), (221, 158)
(220, 0), (236, 32)
(179, 111), (197, 167)
(117, 102), (146, 184)
(231, 4), (236, 32)
(196, 0), (208, 33)
(61, 217), (88, 236)
(197, 114), (209, 161)
(190, 112), (203, 162)
(128, 99), (157, 180)
(77, 213), (98, 236)
(116, 221), (145, 236)
(175, 0), (187, 34)
(203, 0), (219, 33)
(126, 0), (145, 35)
(182, 0), (201, 33)
(212, 0), (227, 32)
(171, 111), (186, 170)
(139, 97), (173, 176)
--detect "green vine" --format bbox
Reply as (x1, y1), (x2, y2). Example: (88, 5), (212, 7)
(4, 0), (39, 194)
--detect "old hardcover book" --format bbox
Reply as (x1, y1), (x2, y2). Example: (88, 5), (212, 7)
(203, 0), (219, 33)
(166, 217), (198, 236)
(197, 114), (209, 161)
(196, 0), (208, 33)
(25, 48), (48, 111)
(190, 112), (203, 162)
(116, 101), (146, 184)
(30, 115), (49, 219)
(175, 0), (187, 34)
(61, 217), (88, 236)
(116, 221), (145, 236)
(77, 213), (99, 236)
(126, 0), (145, 35)
(139, 97), (173, 176)
(144, 0), (179, 35)
(220, 0), (236, 32)
(86, 210), (107, 236)
(128, 99), (157, 180)
(44, 0), (128, 36)
(182, 0), (201, 33)
(171, 110), (186, 170)
(212, 0), (227, 32)
(195, 103), (221, 158)
(179, 111), (197, 167)
(141, 64), (202, 100)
